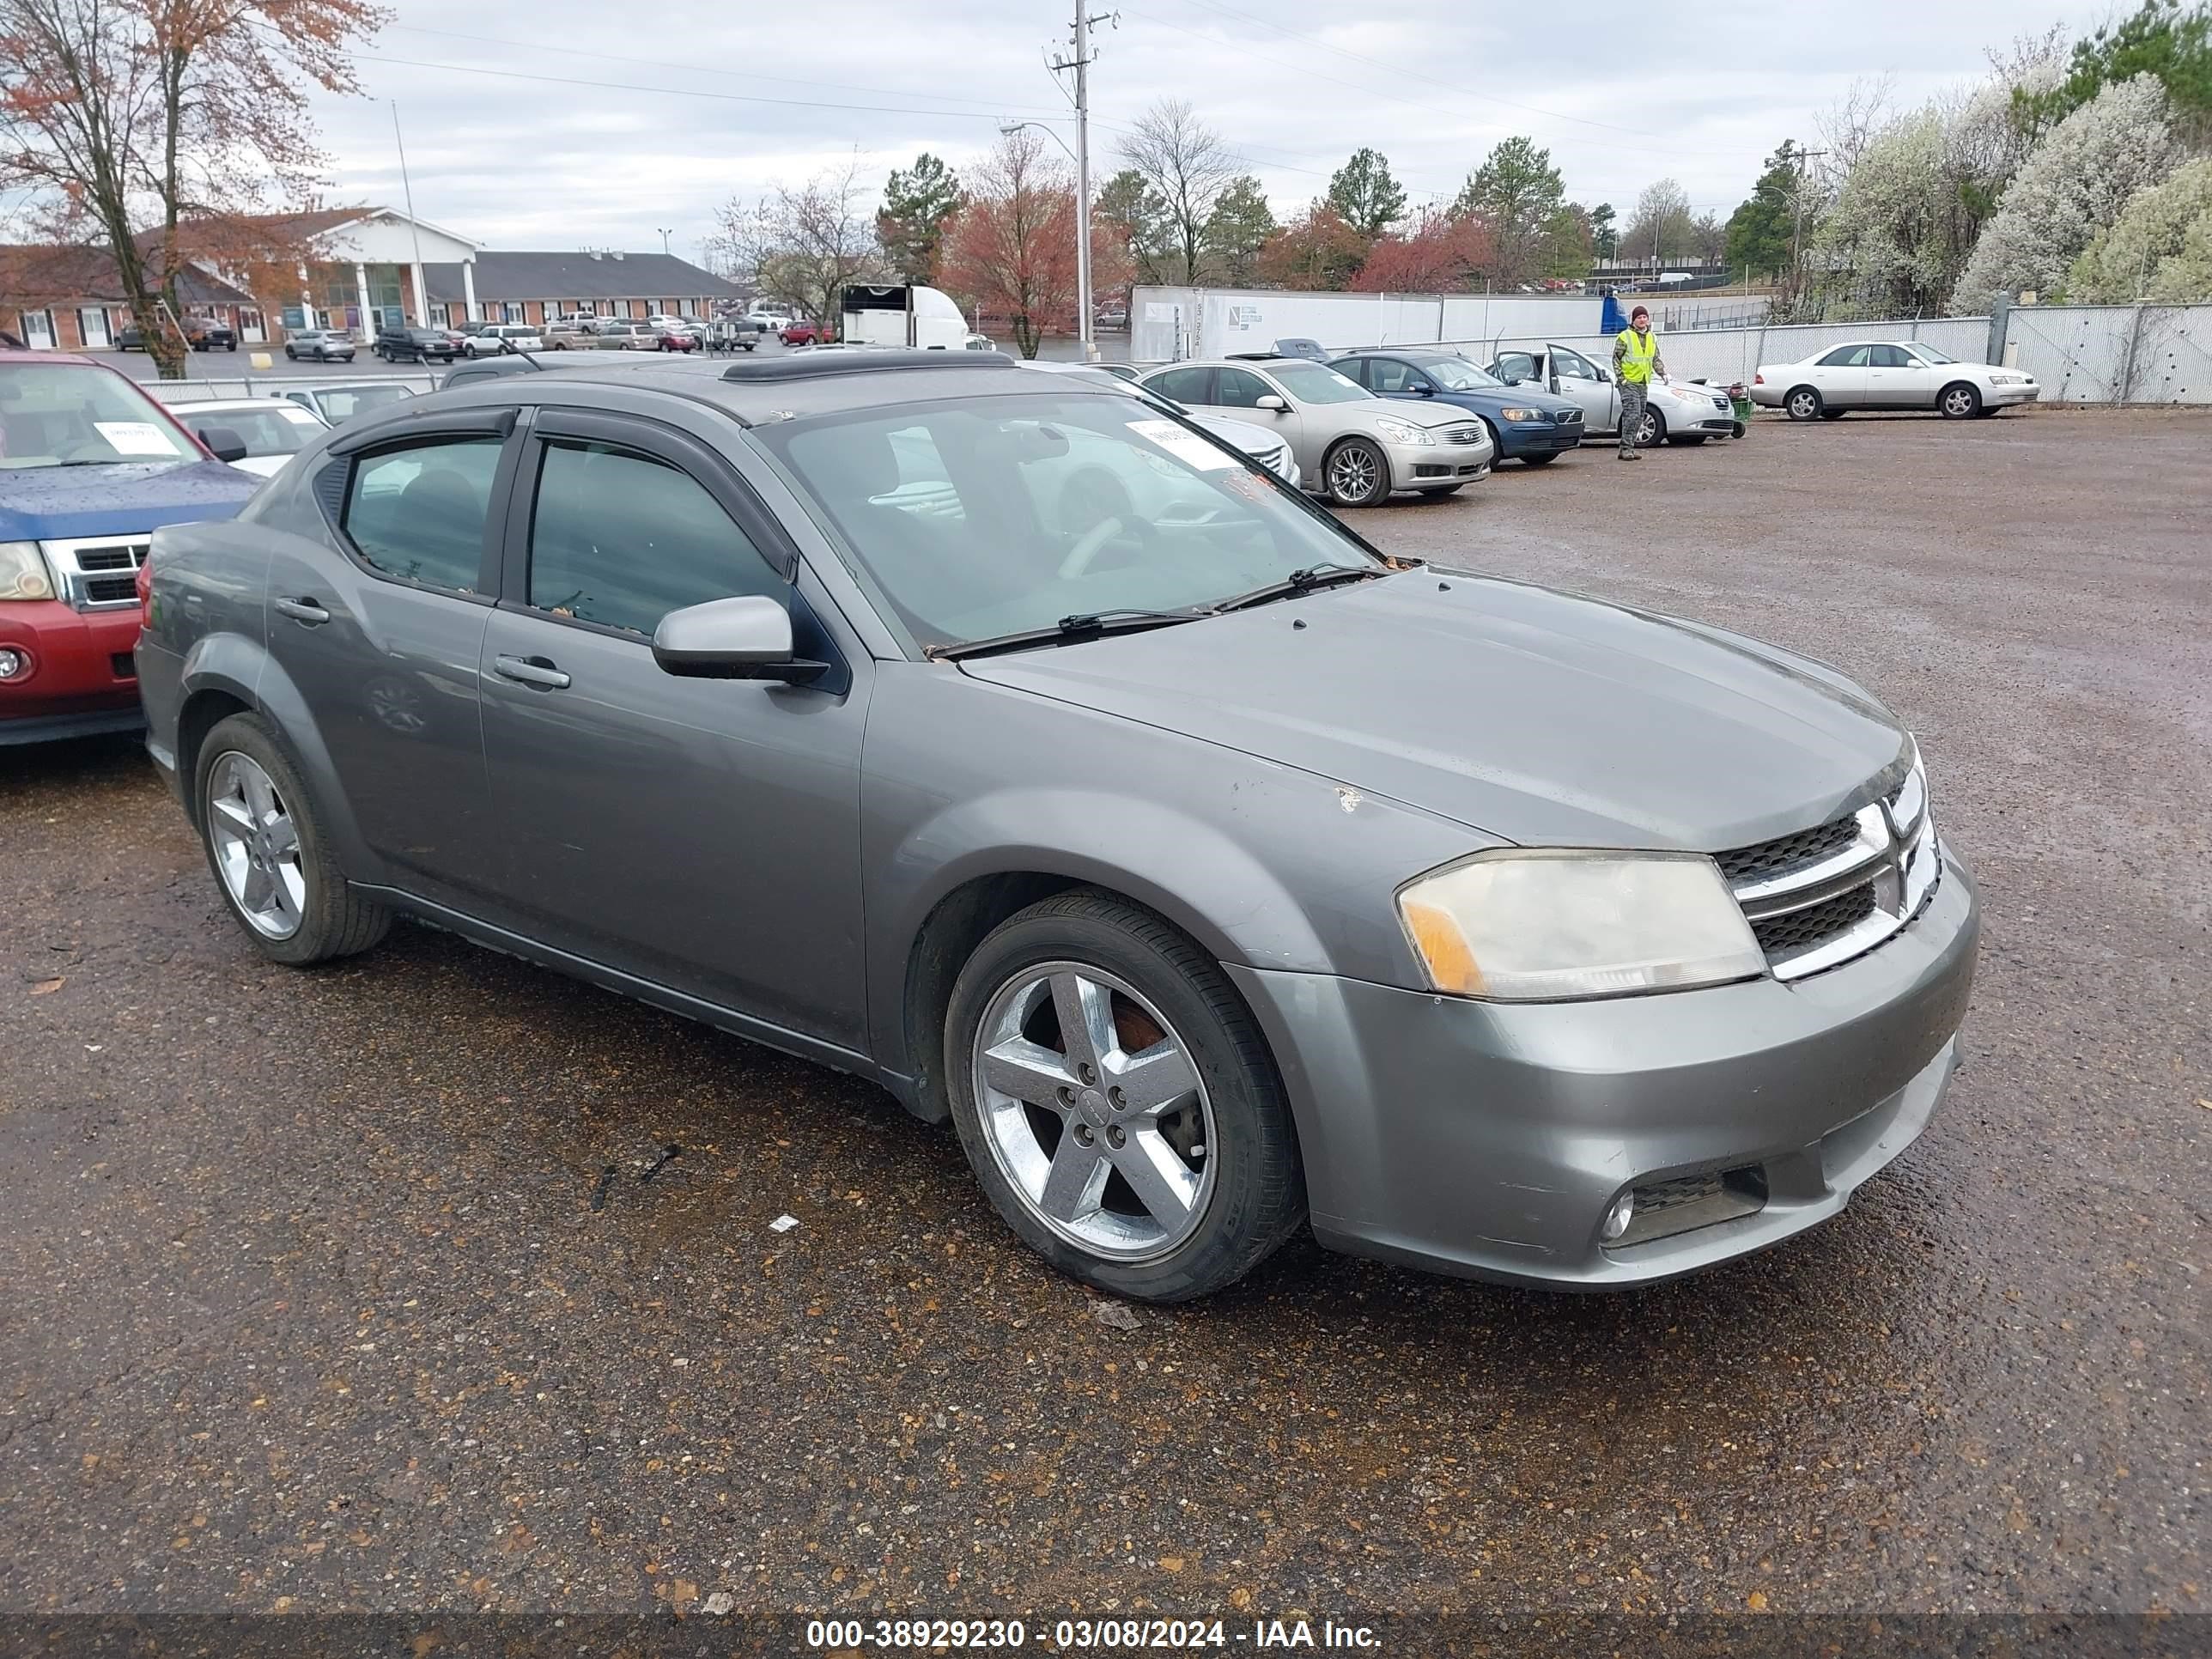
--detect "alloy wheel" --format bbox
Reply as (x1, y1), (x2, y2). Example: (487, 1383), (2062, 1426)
(1942, 386), (1978, 417)
(1636, 409), (1662, 447)
(970, 962), (1216, 1262)
(1328, 444), (1380, 502)
(205, 751), (307, 939)
(1788, 389), (1820, 420)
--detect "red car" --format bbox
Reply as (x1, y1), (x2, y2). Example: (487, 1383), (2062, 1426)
(0, 352), (260, 744)
(655, 327), (699, 353)
(780, 320), (835, 345)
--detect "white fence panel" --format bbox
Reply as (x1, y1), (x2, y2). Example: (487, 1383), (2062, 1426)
(2003, 304), (2212, 403)
(1130, 286), (1601, 362)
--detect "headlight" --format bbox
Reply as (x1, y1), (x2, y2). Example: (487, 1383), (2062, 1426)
(1498, 406), (1540, 422)
(0, 540), (57, 602)
(1371, 417), (1434, 446)
(1988, 373), (2024, 385)
(1396, 849), (1765, 1000)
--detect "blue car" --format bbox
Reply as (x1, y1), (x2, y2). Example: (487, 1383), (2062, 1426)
(1333, 349), (1586, 465)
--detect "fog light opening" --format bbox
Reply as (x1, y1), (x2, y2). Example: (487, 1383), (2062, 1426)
(0, 646), (29, 681)
(1601, 1190), (1635, 1243)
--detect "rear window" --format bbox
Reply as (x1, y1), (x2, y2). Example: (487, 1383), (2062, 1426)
(0, 363), (194, 469)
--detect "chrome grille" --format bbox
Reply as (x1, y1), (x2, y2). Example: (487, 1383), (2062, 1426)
(1553, 409), (1583, 425)
(1709, 392), (1731, 412)
(1722, 754), (1939, 981)
(45, 536), (150, 612)
(1441, 425), (1482, 446)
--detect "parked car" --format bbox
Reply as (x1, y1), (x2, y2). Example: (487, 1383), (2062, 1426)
(781, 319), (834, 345)
(540, 318), (595, 350)
(1022, 360), (1300, 487)
(116, 317), (238, 352)
(704, 318), (762, 353)
(654, 326), (700, 353)
(1750, 341), (2041, 421)
(588, 322), (660, 352)
(270, 381), (418, 426)
(744, 311), (790, 334)
(1486, 343), (1738, 447)
(137, 349), (1978, 1301)
(0, 351), (260, 744)
(1137, 356), (1493, 506)
(1333, 349), (1586, 465)
(373, 325), (464, 364)
(283, 329), (356, 364)
(175, 398), (331, 478)
(463, 324), (546, 358)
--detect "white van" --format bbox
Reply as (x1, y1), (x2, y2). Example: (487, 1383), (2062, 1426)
(841, 283), (974, 350)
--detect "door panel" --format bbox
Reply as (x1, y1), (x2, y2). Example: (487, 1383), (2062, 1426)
(1208, 366), (1307, 472)
(1549, 347), (1617, 432)
(1811, 346), (1871, 407)
(475, 423), (871, 1048)
(265, 431), (510, 902)
(1863, 343), (1932, 407)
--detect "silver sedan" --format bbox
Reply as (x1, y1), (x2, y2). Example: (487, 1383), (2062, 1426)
(1138, 357), (1493, 506)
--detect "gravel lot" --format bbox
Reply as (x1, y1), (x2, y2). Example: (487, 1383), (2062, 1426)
(2, 406), (2205, 1632)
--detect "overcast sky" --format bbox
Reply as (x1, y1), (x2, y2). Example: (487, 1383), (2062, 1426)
(312, 0), (2124, 261)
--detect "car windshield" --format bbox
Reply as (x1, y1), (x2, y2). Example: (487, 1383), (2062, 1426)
(311, 385), (414, 422)
(1268, 362), (1370, 404)
(191, 405), (322, 457)
(1909, 343), (1959, 365)
(756, 392), (1379, 653)
(1424, 357), (1504, 392)
(0, 363), (195, 469)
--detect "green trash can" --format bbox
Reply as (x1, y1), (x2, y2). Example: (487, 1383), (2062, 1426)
(1729, 381), (1753, 437)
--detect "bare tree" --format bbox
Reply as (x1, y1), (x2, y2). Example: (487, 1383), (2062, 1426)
(0, 0), (386, 376)
(716, 156), (889, 331)
(1118, 98), (1240, 283)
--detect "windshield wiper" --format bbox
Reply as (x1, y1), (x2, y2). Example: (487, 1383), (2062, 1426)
(928, 607), (1205, 663)
(1212, 563), (1383, 614)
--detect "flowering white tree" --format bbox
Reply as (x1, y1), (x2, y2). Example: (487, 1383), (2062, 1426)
(1951, 76), (2183, 309)
(2068, 157), (2212, 300)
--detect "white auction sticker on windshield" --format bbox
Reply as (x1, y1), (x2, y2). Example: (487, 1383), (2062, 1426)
(1127, 418), (1238, 471)
(94, 421), (178, 456)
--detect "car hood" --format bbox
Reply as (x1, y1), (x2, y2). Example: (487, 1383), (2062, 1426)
(1189, 413), (1285, 453)
(0, 459), (263, 540)
(960, 570), (1909, 851)
(1346, 397), (1484, 432)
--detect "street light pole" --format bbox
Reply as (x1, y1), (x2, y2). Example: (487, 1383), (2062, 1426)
(657, 228), (674, 257)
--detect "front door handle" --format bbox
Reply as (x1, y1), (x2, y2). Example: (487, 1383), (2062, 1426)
(274, 597), (330, 625)
(494, 653), (571, 690)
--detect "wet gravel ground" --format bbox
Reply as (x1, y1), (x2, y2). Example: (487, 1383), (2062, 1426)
(1, 406), (2205, 1626)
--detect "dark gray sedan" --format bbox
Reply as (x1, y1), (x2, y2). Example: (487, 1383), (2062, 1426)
(135, 351), (1978, 1302)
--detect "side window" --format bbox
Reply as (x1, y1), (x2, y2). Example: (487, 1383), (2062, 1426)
(527, 440), (782, 637)
(1554, 351), (1596, 381)
(1819, 344), (1872, 367)
(1214, 368), (1273, 409)
(1869, 344), (1913, 368)
(1367, 359), (1421, 393)
(1493, 352), (1537, 384)
(343, 436), (503, 592)
(1146, 367), (1213, 404)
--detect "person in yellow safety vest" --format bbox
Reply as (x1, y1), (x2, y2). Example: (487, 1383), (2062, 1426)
(1612, 305), (1667, 460)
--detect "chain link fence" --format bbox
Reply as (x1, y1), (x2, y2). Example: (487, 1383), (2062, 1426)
(2002, 304), (2212, 404)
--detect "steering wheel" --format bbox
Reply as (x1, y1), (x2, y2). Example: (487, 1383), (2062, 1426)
(1057, 514), (1130, 580)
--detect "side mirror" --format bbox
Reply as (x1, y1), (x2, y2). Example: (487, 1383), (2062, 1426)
(1255, 394), (1288, 413)
(198, 426), (248, 464)
(653, 594), (825, 684)
(1411, 383), (1435, 396)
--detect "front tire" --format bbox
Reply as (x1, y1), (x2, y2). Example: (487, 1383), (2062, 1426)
(945, 890), (1305, 1303)
(1323, 436), (1391, 507)
(194, 714), (389, 967)
(1634, 405), (1666, 447)
(285, 347), (297, 361)
(1785, 386), (1824, 421)
(1939, 381), (1981, 419)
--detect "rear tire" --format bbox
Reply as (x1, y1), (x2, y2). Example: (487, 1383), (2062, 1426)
(194, 713), (389, 968)
(1323, 436), (1391, 507)
(945, 890), (1305, 1303)
(1785, 386), (1824, 421)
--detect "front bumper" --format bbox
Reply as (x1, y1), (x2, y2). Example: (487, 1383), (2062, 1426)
(1, 599), (145, 744)
(1496, 418), (1584, 458)
(1987, 383), (2040, 407)
(1228, 843), (1979, 1288)
(1387, 435), (1493, 490)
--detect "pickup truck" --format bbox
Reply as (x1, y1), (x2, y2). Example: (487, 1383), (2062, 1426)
(0, 350), (262, 744)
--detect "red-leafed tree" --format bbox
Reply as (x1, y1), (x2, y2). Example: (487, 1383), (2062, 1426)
(1351, 208), (1497, 292)
(938, 128), (1129, 358)
(1255, 202), (1368, 290)
(0, 0), (386, 374)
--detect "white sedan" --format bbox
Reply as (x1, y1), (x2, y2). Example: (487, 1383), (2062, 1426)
(173, 398), (331, 478)
(1751, 341), (2040, 421)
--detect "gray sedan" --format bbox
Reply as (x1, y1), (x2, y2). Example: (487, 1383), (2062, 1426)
(1138, 356), (1494, 505)
(137, 350), (1978, 1302)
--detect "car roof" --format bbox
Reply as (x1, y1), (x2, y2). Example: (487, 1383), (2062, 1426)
(0, 349), (100, 367)
(173, 398), (316, 414)
(406, 349), (1121, 425)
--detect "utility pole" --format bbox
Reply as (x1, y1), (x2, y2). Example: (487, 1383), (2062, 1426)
(1049, 6), (1113, 362)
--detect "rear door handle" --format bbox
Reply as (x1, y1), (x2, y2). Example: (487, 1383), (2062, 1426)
(494, 653), (571, 690)
(274, 597), (330, 625)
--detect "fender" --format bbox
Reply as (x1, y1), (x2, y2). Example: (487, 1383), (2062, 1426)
(177, 632), (381, 884)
